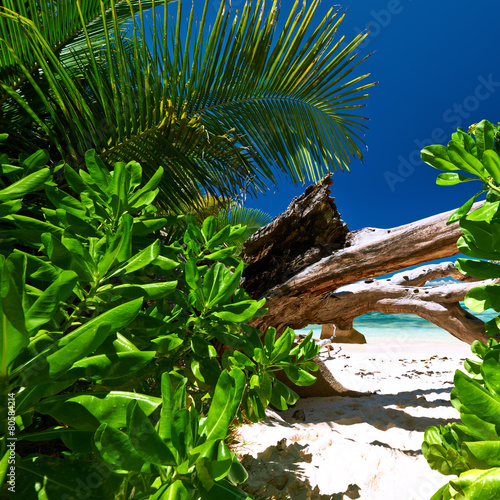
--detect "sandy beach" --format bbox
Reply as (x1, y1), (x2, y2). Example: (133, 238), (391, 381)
(234, 341), (473, 500)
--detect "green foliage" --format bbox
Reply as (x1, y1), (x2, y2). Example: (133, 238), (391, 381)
(0, 139), (319, 498)
(421, 120), (500, 498)
(1, 0), (374, 213)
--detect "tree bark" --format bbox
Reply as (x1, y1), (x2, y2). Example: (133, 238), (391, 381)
(244, 176), (485, 338)
(241, 177), (491, 397)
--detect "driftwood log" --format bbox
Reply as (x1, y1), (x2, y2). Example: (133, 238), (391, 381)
(242, 176), (493, 397)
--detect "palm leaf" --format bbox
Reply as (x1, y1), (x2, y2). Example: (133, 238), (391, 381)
(0, 0), (375, 213)
(216, 206), (273, 249)
(0, 0), (171, 102)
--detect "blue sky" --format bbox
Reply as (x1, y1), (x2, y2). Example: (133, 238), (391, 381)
(156, 1), (500, 231)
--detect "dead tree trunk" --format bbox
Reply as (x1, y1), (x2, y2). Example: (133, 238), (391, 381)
(242, 177), (491, 397)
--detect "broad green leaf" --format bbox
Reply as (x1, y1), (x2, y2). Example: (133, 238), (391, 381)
(476, 119), (496, 159)
(107, 239), (161, 278)
(128, 401), (176, 465)
(10, 213), (64, 241)
(202, 216), (217, 241)
(458, 218), (500, 258)
(0, 168), (51, 201)
(270, 379), (299, 410)
(45, 187), (86, 217)
(196, 478), (252, 500)
(62, 296), (142, 342)
(284, 364), (317, 386)
(436, 172), (475, 186)
(20, 427), (93, 454)
(227, 350), (255, 369)
(17, 455), (122, 499)
(191, 358), (222, 387)
(471, 340), (489, 360)
(65, 211), (100, 238)
(35, 391), (161, 431)
(448, 141), (487, 176)
(107, 281), (177, 300)
(191, 337), (217, 358)
(151, 334), (185, 355)
(448, 194), (481, 224)
(465, 285), (500, 312)
(25, 270), (78, 332)
(423, 442), (469, 476)
(271, 328), (294, 362)
(449, 468), (500, 500)
(421, 145), (457, 172)
(0, 255), (29, 370)
(207, 225), (231, 248)
(64, 352), (155, 381)
(185, 258), (201, 291)
(213, 298), (266, 323)
(108, 162), (128, 219)
(201, 368), (245, 440)
(466, 201), (500, 222)
(84, 149), (112, 189)
(454, 370), (500, 426)
(16, 323), (111, 386)
(44, 233), (94, 282)
(128, 167), (164, 208)
(208, 261), (245, 307)
(204, 247), (237, 261)
(482, 349), (500, 396)
(0, 199), (22, 216)
(171, 408), (197, 464)
(23, 252), (60, 282)
(461, 411), (500, 441)
(154, 480), (191, 500)
(483, 150), (500, 184)
(463, 441), (500, 467)
(152, 255), (180, 271)
(97, 215), (134, 278)
(227, 458), (249, 485)
(22, 149), (50, 175)
(200, 262), (225, 306)
(0, 450), (8, 490)
(133, 217), (170, 236)
(158, 372), (174, 443)
(126, 161), (143, 190)
(456, 258), (500, 279)
(94, 423), (145, 472)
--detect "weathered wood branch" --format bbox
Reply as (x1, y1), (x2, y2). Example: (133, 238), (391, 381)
(314, 263), (496, 344)
(244, 177), (485, 339)
(241, 177), (492, 397)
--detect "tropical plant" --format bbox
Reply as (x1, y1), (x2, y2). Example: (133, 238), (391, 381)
(421, 119), (500, 499)
(178, 194), (273, 250)
(0, 138), (319, 498)
(0, 0), (375, 213)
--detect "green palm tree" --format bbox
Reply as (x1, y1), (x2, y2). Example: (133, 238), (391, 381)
(0, 0), (375, 212)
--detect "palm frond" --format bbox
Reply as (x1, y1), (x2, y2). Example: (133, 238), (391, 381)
(179, 0), (375, 178)
(215, 206), (273, 250)
(0, 0), (171, 103)
(0, 0), (375, 214)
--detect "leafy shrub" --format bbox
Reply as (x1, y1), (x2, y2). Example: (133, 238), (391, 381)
(421, 120), (500, 499)
(0, 136), (319, 499)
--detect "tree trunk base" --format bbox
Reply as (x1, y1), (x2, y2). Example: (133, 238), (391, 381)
(275, 356), (370, 398)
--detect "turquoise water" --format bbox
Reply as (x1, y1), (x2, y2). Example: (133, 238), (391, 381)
(297, 305), (498, 344)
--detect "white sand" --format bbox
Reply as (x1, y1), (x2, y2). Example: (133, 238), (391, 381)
(234, 342), (474, 500)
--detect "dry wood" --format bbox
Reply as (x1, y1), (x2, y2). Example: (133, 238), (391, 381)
(240, 178), (492, 397)
(244, 177), (485, 339)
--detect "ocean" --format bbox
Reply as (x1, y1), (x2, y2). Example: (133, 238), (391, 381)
(298, 304), (498, 345)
